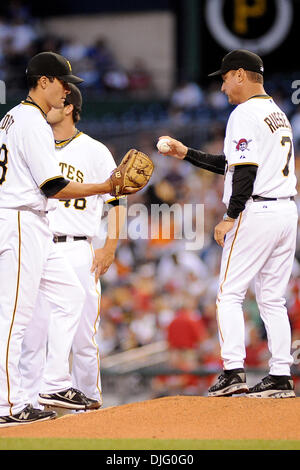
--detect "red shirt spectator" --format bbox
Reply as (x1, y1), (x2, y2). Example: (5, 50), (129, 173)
(167, 308), (207, 349)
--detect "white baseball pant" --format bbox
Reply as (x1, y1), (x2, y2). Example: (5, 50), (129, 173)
(20, 239), (102, 407)
(0, 209), (85, 416)
(216, 198), (298, 376)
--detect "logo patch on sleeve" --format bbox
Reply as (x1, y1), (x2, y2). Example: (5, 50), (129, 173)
(233, 138), (252, 151)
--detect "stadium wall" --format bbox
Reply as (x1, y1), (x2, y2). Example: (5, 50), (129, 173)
(41, 11), (176, 96)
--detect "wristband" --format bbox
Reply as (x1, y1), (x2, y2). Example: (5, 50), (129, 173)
(223, 213), (236, 222)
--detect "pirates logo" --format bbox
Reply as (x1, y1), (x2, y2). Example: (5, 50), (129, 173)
(234, 138), (252, 152)
(205, 0), (293, 55)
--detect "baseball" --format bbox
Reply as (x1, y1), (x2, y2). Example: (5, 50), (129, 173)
(157, 138), (171, 153)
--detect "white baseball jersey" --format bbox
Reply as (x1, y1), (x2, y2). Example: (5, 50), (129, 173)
(0, 102), (62, 211)
(47, 132), (117, 238)
(223, 95), (297, 206)
(21, 131), (118, 405)
(0, 101), (85, 416)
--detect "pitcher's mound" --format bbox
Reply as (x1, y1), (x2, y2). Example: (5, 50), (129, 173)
(1, 396), (300, 440)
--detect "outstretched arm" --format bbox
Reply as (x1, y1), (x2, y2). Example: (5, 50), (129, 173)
(157, 136), (226, 175)
(42, 178), (137, 199)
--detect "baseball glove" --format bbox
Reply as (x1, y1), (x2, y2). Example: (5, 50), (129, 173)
(109, 149), (154, 197)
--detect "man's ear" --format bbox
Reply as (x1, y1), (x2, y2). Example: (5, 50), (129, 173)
(236, 68), (246, 83)
(64, 103), (74, 116)
(39, 76), (48, 89)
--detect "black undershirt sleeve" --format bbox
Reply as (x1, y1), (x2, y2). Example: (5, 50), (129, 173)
(40, 177), (70, 198)
(227, 164), (258, 219)
(185, 148), (226, 175)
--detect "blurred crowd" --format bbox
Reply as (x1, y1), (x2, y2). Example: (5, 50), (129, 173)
(2, 1), (300, 397)
(98, 135), (300, 397)
(0, 1), (154, 97)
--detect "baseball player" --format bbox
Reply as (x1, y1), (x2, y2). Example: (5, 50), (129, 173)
(0, 51), (137, 427)
(20, 84), (125, 408)
(157, 49), (298, 398)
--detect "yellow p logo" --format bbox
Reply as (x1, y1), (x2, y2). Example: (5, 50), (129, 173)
(234, 0), (266, 34)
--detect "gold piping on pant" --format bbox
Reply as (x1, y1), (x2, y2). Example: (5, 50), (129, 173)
(6, 211), (21, 415)
(90, 244), (102, 402)
(93, 284), (102, 402)
(216, 304), (224, 343)
(219, 213), (243, 294)
(216, 213), (243, 343)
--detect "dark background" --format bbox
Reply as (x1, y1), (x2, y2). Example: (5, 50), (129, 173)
(2, 0), (299, 85)
(198, 0), (300, 85)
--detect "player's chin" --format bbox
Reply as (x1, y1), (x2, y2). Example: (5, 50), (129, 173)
(53, 99), (65, 109)
(227, 94), (238, 105)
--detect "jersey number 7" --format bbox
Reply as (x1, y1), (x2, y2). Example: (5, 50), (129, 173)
(281, 136), (292, 177)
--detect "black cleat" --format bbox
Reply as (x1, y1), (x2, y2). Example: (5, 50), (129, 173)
(247, 375), (296, 398)
(38, 387), (102, 410)
(208, 368), (248, 397)
(0, 404), (57, 427)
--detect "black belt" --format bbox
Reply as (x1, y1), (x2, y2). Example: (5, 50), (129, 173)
(252, 195), (294, 202)
(53, 235), (87, 243)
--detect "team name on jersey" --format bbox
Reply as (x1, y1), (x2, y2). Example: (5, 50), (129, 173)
(264, 112), (291, 134)
(0, 114), (14, 134)
(59, 162), (84, 182)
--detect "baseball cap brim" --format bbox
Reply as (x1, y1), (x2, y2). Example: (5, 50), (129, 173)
(208, 50), (264, 78)
(58, 74), (84, 84)
(208, 69), (223, 77)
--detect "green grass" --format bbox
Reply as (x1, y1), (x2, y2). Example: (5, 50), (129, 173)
(0, 438), (300, 450)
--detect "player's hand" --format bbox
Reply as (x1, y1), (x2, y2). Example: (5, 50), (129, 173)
(91, 247), (116, 282)
(214, 220), (235, 247)
(157, 136), (188, 159)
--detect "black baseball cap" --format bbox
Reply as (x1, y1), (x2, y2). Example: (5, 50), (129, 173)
(64, 83), (82, 110)
(26, 51), (84, 84)
(208, 49), (264, 77)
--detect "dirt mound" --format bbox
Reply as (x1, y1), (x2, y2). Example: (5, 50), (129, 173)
(1, 396), (300, 440)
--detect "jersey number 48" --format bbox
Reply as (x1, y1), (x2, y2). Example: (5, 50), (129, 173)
(59, 198), (87, 210)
